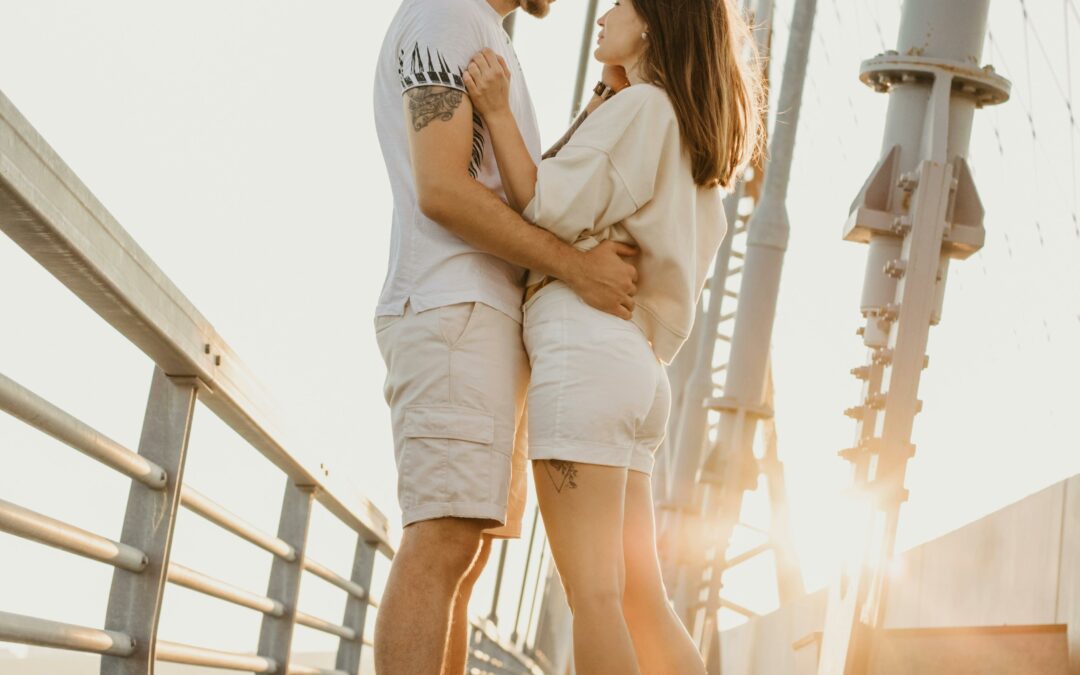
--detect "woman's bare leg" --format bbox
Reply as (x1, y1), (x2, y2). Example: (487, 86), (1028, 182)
(533, 459), (641, 675)
(621, 469), (706, 674)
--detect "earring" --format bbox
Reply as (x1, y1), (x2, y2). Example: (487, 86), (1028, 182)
(641, 31), (648, 39)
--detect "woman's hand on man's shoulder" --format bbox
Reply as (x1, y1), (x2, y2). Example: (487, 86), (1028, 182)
(463, 48), (512, 120)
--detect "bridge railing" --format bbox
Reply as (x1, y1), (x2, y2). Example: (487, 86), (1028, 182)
(0, 86), (393, 675)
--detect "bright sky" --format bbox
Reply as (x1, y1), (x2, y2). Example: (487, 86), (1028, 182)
(1, 0), (1078, 664)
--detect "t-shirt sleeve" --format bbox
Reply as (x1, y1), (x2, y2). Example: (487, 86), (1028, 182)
(521, 144), (641, 244)
(397, 4), (484, 95)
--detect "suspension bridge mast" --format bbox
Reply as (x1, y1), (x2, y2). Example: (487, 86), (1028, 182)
(814, 0), (1010, 672)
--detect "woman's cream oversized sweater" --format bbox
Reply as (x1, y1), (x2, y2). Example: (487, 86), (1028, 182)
(522, 83), (727, 364)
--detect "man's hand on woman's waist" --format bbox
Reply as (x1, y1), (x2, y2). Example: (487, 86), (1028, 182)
(559, 239), (639, 320)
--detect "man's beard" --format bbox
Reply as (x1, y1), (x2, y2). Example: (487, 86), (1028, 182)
(520, 0), (551, 18)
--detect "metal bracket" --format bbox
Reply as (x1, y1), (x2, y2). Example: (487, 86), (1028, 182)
(859, 51), (1011, 108)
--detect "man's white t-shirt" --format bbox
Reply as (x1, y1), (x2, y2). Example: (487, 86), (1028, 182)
(373, 0), (542, 323)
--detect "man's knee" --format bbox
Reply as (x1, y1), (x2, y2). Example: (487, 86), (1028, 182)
(398, 517), (490, 578)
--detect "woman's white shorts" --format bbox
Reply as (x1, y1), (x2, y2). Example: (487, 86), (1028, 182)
(523, 281), (671, 475)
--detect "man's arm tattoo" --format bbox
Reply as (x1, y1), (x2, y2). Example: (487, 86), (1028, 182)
(407, 87), (464, 131)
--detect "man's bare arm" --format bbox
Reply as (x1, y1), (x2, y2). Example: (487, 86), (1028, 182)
(404, 86), (638, 317)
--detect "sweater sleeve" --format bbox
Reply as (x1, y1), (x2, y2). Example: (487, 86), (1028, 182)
(521, 144), (641, 244)
(521, 86), (671, 244)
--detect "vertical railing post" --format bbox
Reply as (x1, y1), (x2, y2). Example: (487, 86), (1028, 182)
(523, 543), (547, 653)
(510, 507), (540, 644)
(101, 367), (198, 675)
(336, 535), (378, 675)
(486, 539), (509, 626)
(257, 479), (314, 671)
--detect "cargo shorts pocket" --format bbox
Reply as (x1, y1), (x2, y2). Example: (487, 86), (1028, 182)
(401, 405), (496, 509)
(438, 302), (481, 349)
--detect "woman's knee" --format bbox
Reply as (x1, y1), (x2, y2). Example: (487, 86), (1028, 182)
(564, 579), (626, 615)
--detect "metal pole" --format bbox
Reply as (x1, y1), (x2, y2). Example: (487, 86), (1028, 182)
(487, 539), (510, 625)
(511, 506), (541, 643)
(571, 0), (601, 120)
(257, 479), (315, 670)
(523, 541), (547, 651)
(101, 368), (197, 675)
(336, 536), (378, 674)
(816, 1), (1009, 672)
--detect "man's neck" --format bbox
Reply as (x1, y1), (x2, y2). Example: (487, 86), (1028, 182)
(487, 0), (518, 18)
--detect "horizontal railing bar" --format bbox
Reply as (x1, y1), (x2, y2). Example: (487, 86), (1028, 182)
(722, 542), (771, 569)
(0, 610), (135, 656)
(0, 89), (392, 555)
(294, 611), (356, 641)
(286, 665), (348, 675)
(721, 598), (759, 619)
(0, 497), (147, 572)
(302, 557), (368, 601)
(180, 486), (295, 561)
(156, 639), (277, 672)
(166, 562), (284, 617)
(0, 372), (166, 489)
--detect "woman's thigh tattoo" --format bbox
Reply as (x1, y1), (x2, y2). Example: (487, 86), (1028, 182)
(543, 460), (579, 493)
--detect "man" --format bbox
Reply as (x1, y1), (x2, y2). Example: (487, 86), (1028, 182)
(371, 0), (639, 672)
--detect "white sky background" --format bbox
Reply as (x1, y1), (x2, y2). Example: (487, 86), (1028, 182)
(1, 0), (1078, 663)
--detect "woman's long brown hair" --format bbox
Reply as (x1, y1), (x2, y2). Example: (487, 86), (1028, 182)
(632, 0), (764, 188)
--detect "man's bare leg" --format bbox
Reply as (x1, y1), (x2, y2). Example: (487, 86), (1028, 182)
(441, 534), (494, 675)
(374, 517), (495, 675)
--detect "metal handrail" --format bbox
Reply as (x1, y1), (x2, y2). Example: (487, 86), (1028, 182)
(0, 372), (167, 488)
(155, 640), (278, 672)
(0, 497), (148, 571)
(179, 485), (297, 561)
(286, 665), (349, 675)
(166, 562), (285, 617)
(0, 87), (391, 555)
(0, 83), (392, 673)
(294, 611), (357, 641)
(0, 610), (135, 656)
(303, 557), (369, 602)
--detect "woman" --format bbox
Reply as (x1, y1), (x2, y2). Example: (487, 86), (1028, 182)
(464, 0), (761, 672)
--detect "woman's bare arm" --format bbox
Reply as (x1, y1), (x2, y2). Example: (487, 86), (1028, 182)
(478, 108), (537, 213)
(463, 53), (631, 211)
(463, 50), (537, 212)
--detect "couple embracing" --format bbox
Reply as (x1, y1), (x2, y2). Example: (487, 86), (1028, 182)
(370, 0), (761, 672)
